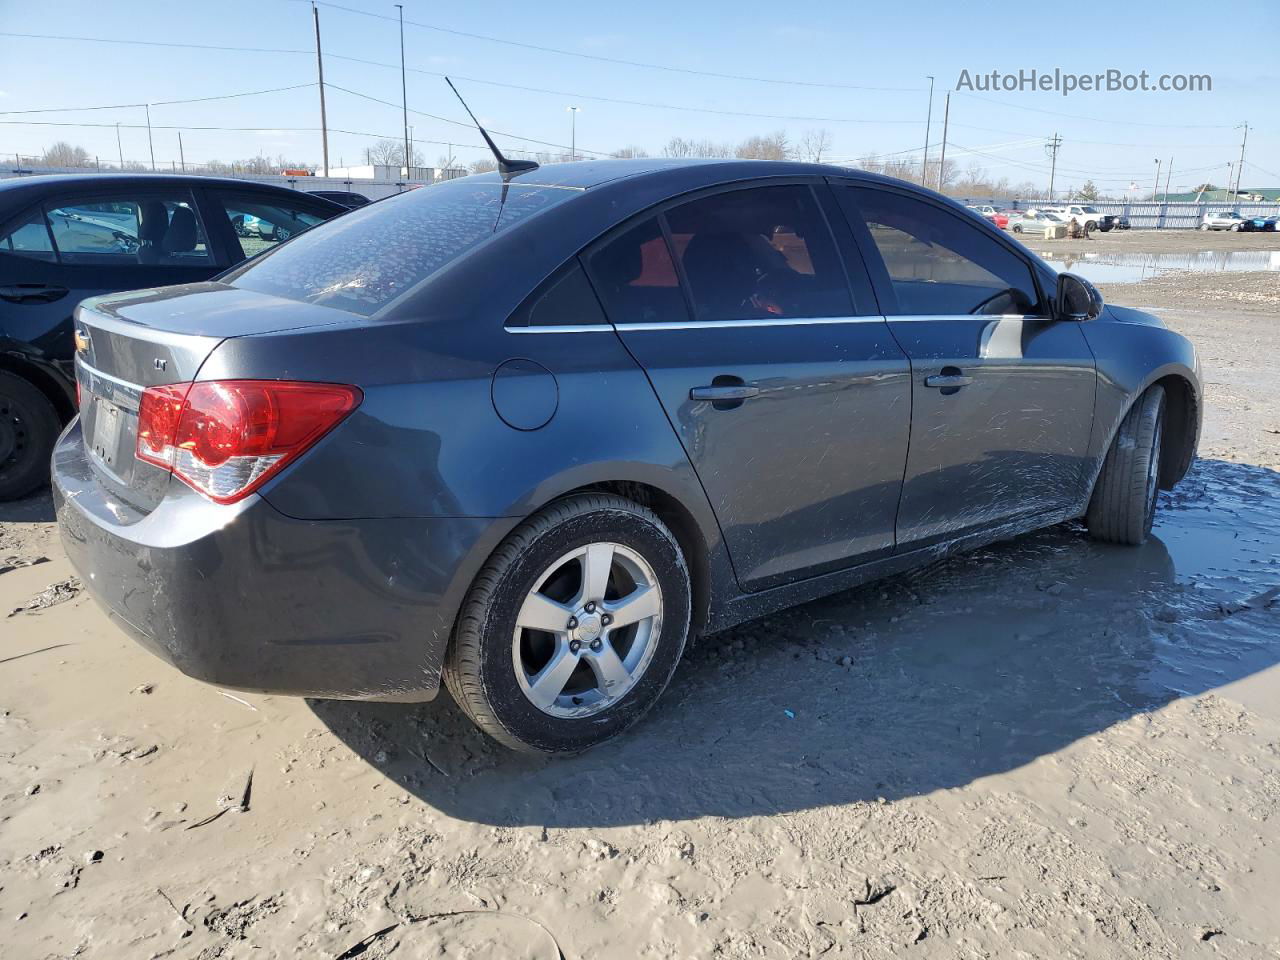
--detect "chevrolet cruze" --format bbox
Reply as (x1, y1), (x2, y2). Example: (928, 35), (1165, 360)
(53, 158), (1200, 753)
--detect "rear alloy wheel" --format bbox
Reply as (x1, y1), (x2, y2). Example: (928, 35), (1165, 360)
(444, 494), (691, 753)
(0, 371), (61, 501)
(1086, 384), (1166, 546)
(1230, 223), (1242, 231)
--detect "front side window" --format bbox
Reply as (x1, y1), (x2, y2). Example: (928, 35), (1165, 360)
(664, 184), (852, 322)
(217, 195), (328, 259)
(42, 194), (211, 265)
(0, 207), (55, 261)
(844, 187), (1043, 316)
(228, 179), (576, 316)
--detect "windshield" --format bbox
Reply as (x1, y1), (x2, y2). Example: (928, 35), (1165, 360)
(228, 178), (580, 316)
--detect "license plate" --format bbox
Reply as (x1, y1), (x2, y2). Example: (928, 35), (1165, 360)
(91, 398), (123, 467)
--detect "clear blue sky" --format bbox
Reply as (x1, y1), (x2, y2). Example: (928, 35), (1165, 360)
(1, 0), (1276, 194)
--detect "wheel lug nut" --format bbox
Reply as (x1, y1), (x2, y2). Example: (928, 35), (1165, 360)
(584, 601), (596, 613)
(590, 639), (602, 651)
(570, 640), (581, 653)
(601, 614), (613, 626)
(567, 616), (578, 630)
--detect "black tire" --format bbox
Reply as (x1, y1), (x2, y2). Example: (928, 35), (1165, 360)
(0, 371), (61, 501)
(443, 494), (692, 754)
(1086, 385), (1166, 546)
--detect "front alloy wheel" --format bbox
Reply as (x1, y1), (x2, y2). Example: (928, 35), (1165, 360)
(445, 494), (691, 753)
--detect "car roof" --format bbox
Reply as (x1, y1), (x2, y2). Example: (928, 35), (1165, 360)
(0, 173), (344, 210)
(462, 156), (911, 192)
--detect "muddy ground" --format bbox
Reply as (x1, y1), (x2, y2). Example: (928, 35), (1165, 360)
(2, 253), (1278, 958)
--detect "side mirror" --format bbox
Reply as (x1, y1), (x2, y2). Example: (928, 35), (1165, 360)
(1055, 271), (1103, 321)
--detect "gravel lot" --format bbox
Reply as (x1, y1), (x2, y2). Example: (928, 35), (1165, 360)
(2, 235), (1278, 958)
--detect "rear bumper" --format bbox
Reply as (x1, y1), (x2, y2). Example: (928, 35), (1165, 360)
(52, 420), (496, 702)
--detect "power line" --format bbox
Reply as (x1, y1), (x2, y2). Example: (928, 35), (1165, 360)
(952, 91), (1233, 129)
(0, 82), (317, 116)
(309, 1), (924, 92)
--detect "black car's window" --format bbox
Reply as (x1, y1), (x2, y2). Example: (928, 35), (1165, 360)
(216, 195), (329, 259)
(844, 187), (1043, 316)
(0, 207), (56, 261)
(585, 217), (690, 326)
(663, 185), (852, 322)
(509, 261), (607, 328)
(228, 180), (576, 317)
(43, 193), (211, 266)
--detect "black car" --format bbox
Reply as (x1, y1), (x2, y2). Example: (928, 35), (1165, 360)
(307, 190), (372, 209)
(0, 174), (342, 498)
(54, 159), (1201, 754)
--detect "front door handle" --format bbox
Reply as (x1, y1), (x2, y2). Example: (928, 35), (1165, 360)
(924, 373), (974, 389)
(690, 384), (761, 401)
(0, 284), (69, 304)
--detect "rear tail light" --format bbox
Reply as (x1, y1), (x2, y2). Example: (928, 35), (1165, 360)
(136, 380), (361, 504)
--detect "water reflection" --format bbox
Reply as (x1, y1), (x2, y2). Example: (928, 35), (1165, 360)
(1036, 248), (1280, 284)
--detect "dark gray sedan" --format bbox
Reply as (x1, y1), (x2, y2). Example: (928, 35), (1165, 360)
(53, 159), (1200, 753)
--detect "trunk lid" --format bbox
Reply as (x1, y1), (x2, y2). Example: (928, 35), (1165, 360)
(74, 282), (358, 514)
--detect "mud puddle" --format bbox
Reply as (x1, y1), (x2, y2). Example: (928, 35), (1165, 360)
(1036, 248), (1280, 284)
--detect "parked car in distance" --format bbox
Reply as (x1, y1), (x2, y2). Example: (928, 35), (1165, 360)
(966, 204), (1009, 229)
(0, 174), (342, 498)
(1046, 204), (1114, 232)
(1007, 210), (1068, 234)
(54, 159), (1200, 754)
(1245, 213), (1277, 232)
(1112, 214), (1131, 230)
(1201, 210), (1251, 231)
(307, 190), (372, 209)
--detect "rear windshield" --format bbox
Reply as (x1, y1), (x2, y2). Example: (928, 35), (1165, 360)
(227, 178), (579, 316)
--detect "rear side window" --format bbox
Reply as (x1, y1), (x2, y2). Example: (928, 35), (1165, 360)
(842, 187), (1043, 316)
(586, 217), (689, 326)
(215, 194), (329, 259)
(507, 261), (607, 328)
(0, 207), (55, 261)
(229, 179), (578, 317)
(664, 184), (852, 322)
(36, 193), (212, 266)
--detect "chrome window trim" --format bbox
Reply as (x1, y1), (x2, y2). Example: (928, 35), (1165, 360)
(506, 316), (887, 333)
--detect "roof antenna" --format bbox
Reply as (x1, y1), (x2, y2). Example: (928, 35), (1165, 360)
(445, 77), (538, 177)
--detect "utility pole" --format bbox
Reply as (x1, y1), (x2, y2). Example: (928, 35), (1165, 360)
(937, 92), (950, 192)
(397, 4), (410, 179)
(1234, 122), (1249, 197)
(145, 104), (155, 171)
(312, 2), (330, 176)
(1163, 156), (1172, 202)
(178, 131), (186, 172)
(115, 122), (123, 169)
(1045, 132), (1061, 203)
(1153, 158), (1161, 201)
(567, 105), (581, 161)
(921, 75), (934, 187)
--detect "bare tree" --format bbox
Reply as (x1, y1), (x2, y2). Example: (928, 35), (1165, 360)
(662, 136), (730, 158)
(735, 131), (791, 161)
(366, 139), (424, 168)
(41, 141), (92, 167)
(611, 145), (650, 159)
(797, 129), (833, 163)
(468, 158), (499, 174)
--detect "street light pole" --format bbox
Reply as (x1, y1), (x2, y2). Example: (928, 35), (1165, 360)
(1234, 122), (1249, 197)
(937, 92), (950, 192)
(567, 105), (581, 161)
(115, 122), (123, 169)
(145, 104), (155, 171)
(397, 4), (411, 179)
(921, 75), (934, 187)
(1153, 158), (1161, 201)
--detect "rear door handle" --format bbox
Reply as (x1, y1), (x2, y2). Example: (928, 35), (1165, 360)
(0, 284), (69, 304)
(924, 373), (974, 389)
(690, 384), (761, 401)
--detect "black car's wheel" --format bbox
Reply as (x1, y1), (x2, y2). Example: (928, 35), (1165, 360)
(1086, 384), (1166, 546)
(444, 494), (691, 754)
(1230, 223), (1241, 232)
(0, 371), (61, 501)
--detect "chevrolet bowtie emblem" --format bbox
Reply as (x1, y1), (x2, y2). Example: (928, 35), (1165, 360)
(74, 328), (91, 353)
